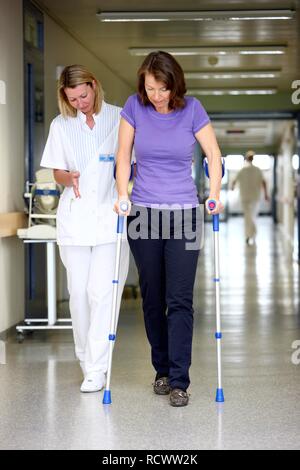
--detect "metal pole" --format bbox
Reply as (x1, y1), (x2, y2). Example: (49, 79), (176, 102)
(47, 241), (57, 326)
(103, 201), (128, 405)
(212, 218), (224, 402)
(204, 157), (225, 403)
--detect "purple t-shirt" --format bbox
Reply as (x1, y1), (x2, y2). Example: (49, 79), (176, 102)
(121, 94), (210, 207)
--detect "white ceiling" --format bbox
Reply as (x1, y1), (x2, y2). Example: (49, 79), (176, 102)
(34, 0), (300, 153)
(213, 120), (287, 153)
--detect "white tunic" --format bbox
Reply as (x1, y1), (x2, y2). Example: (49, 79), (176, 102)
(41, 102), (123, 246)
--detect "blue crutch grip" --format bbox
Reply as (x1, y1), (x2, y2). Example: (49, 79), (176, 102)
(203, 157), (224, 232)
(117, 216), (125, 234)
(103, 390), (112, 405)
(207, 199), (219, 232)
(213, 215), (219, 232)
(117, 201), (129, 234)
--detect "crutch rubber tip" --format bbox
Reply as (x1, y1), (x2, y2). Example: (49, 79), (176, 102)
(102, 390), (112, 405)
(216, 388), (225, 403)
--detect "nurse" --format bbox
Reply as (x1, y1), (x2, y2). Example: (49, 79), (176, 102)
(41, 65), (129, 392)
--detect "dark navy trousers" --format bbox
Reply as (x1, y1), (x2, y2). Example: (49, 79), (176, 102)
(127, 207), (200, 391)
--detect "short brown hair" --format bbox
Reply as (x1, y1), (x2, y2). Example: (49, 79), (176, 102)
(57, 64), (104, 117)
(245, 150), (255, 161)
(137, 51), (186, 110)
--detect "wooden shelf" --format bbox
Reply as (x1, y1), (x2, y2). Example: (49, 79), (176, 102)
(0, 212), (27, 238)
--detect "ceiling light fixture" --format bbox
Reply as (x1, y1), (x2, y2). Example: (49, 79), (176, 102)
(97, 10), (294, 22)
(128, 46), (286, 56)
(185, 71), (281, 79)
(187, 88), (278, 96)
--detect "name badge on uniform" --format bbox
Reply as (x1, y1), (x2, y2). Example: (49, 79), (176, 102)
(99, 154), (114, 162)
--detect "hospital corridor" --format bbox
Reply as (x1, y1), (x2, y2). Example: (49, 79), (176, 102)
(0, 0), (300, 452)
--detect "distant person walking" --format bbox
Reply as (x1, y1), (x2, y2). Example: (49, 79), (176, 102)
(231, 150), (269, 245)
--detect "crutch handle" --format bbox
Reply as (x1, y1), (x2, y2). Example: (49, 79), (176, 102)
(207, 199), (217, 211)
(119, 200), (129, 213)
(207, 199), (219, 232)
(117, 200), (129, 234)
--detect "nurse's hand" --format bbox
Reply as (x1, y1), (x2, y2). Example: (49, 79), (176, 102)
(70, 171), (81, 198)
(113, 198), (131, 216)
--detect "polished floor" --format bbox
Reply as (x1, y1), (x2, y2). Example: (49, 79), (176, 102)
(0, 216), (299, 450)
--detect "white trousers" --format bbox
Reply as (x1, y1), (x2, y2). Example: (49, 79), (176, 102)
(59, 242), (129, 374)
(241, 200), (260, 239)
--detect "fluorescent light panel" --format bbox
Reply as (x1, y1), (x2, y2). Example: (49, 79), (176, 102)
(225, 155), (244, 170)
(185, 71), (281, 79)
(253, 155), (272, 170)
(187, 88), (277, 96)
(226, 155), (272, 171)
(97, 10), (294, 22)
(292, 154), (299, 170)
(129, 46), (286, 56)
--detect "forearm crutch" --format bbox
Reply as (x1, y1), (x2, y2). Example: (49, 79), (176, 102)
(204, 158), (225, 403)
(103, 201), (129, 405)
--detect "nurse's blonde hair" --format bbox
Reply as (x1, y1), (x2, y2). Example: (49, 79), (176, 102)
(57, 65), (104, 117)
